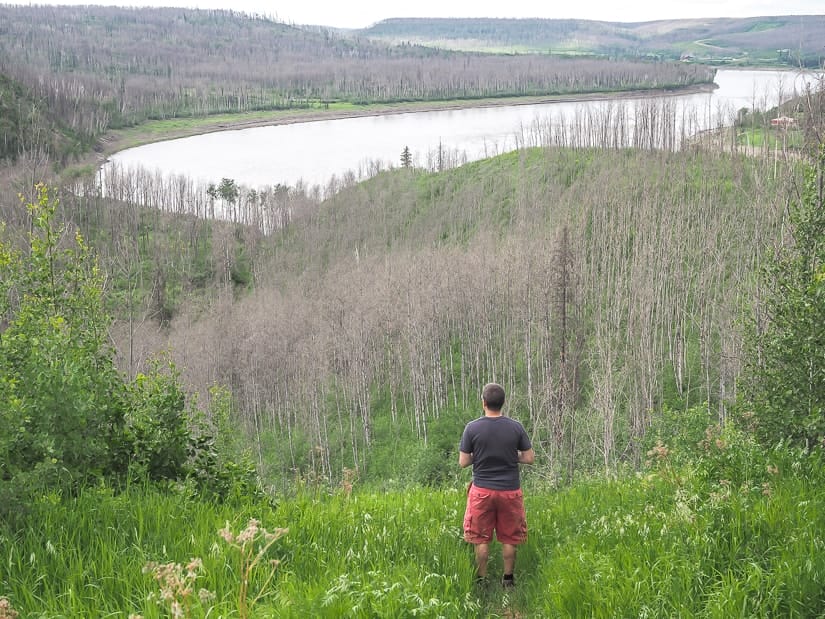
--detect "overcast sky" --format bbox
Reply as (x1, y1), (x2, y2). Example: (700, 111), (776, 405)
(7, 0), (824, 28)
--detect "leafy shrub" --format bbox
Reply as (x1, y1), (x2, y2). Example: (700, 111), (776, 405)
(412, 413), (466, 486)
(0, 186), (259, 514)
(0, 186), (130, 505)
(126, 359), (190, 481)
(186, 386), (260, 500)
(691, 422), (771, 491)
(741, 147), (825, 447)
(643, 403), (717, 465)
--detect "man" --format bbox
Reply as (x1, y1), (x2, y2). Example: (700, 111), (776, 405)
(459, 382), (534, 588)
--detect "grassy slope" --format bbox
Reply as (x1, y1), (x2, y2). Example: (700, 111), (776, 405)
(1, 82), (821, 619)
(2, 439), (824, 617)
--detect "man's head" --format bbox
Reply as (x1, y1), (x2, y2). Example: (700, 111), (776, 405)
(482, 383), (505, 412)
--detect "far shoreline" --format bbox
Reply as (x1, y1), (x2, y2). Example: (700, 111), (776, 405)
(76, 81), (718, 175)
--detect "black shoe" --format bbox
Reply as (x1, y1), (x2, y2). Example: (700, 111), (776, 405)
(502, 574), (515, 589)
(475, 575), (490, 589)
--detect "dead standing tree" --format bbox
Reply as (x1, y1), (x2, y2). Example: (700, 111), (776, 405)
(539, 224), (584, 482)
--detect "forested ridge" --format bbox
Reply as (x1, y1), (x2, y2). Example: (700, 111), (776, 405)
(2, 132), (810, 485)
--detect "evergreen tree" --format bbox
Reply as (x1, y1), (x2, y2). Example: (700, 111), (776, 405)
(400, 145), (412, 168)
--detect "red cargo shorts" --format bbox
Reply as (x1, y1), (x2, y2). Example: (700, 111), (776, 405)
(463, 483), (527, 545)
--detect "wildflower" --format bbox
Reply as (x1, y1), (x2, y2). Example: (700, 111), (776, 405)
(646, 441), (669, 461)
(699, 425), (723, 451)
(186, 558), (203, 579)
(236, 519), (260, 544)
(198, 589), (216, 604)
(218, 519), (288, 618)
(219, 522), (235, 544)
(341, 467), (357, 496)
(143, 558), (206, 618)
(762, 482), (772, 496)
(767, 464), (779, 476)
(0, 597), (19, 619)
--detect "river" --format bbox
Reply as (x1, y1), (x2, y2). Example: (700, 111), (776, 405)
(106, 69), (819, 193)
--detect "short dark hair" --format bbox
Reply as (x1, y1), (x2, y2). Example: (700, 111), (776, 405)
(482, 383), (505, 411)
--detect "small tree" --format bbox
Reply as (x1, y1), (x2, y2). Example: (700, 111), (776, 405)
(206, 183), (218, 218)
(218, 178), (239, 203)
(218, 177), (239, 218)
(741, 147), (825, 447)
(0, 185), (130, 497)
(400, 145), (412, 168)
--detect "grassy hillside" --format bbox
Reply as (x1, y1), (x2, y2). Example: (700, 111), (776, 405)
(1, 142), (822, 618)
(2, 436), (824, 617)
(359, 16), (825, 65)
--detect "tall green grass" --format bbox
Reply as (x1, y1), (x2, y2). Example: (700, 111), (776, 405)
(3, 450), (825, 618)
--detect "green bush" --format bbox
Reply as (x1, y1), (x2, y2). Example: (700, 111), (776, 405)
(186, 386), (260, 500)
(643, 403), (717, 465)
(0, 186), (258, 515)
(0, 185), (130, 504)
(411, 413), (467, 487)
(741, 147), (825, 447)
(125, 359), (190, 481)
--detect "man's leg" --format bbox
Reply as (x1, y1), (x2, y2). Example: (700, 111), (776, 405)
(496, 489), (526, 586)
(502, 543), (516, 575)
(464, 485), (495, 581)
(474, 543), (490, 578)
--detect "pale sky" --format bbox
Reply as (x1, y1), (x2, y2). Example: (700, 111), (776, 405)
(7, 0), (824, 28)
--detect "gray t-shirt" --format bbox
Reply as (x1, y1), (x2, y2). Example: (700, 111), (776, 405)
(459, 415), (532, 490)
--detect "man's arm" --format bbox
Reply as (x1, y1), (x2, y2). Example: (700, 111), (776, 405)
(459, 451), (473, 468)
(518, 449), (535, 465)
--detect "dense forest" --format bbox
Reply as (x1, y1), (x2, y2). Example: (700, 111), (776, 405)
(1, 5), (825, 617)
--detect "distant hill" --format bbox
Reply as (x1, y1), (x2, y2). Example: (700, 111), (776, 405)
(358, 16), (825, 65)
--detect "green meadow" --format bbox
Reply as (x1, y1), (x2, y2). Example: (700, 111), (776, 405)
(3, 437), (825, 618)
